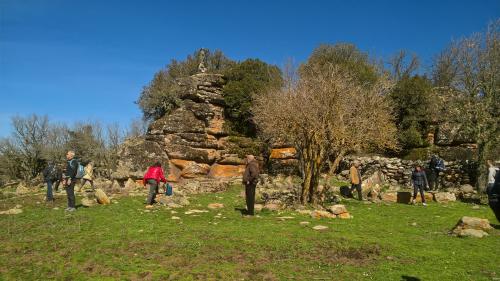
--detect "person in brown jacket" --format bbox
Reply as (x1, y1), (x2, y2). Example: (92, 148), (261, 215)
(349, 161), (363, 201)
(242, 155), (260, 216)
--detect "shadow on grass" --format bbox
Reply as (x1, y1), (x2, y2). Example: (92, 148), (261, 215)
(234, 207), (249, 216)
(401, 275), (421, 281)
(490, 223), (500, 230)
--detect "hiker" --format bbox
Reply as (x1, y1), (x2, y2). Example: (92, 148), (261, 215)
(411, 164), (429, 206)
(143, 161), (167, 207)
(486, 160), (500, 222)
(349, 161), (363, 201)
(428, 154), (445, 190)
(42, 161), (59, 202)
(53, 164), (63, 193)
(81, 161), (94, 190)
(242, 154), (260, 216)
(63, 150), (78, 212)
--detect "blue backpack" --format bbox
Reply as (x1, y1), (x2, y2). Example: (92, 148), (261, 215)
(165, 183), (173, 196)
(71, 159), (85, 179)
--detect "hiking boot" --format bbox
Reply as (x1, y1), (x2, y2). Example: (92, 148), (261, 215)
(422, 203), (427, 206)
(65, 207), (76, 212)
(411, 199), (416, 205)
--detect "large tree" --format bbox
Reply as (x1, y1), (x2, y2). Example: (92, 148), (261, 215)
(432, 20), (499, 186)
(390, 75), (436, 149)
(253, 61), (397, 204)
(222, 59), (283, 137)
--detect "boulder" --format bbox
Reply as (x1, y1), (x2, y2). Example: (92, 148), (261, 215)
(455, 229), (489, 238)
(112, 137), (169, 180)
(380, 192), (398, 203)
(16, 183), (30, 195)
(217, 154), (245, 165)
(167, 164), (182, 182)
(95, 188), (111, 205)
(434, 192), (456, 203)
(124, 178), (137, 190)
(310, 210), (336, 219)
(451, 216), (492, 238)
(170, 159), (210, 178)
(327, 204), (347, 215)
(338, 212), (352, 219)
(459, 184), (474, 193)
(208, 164), (245, 178)
(81, 197), (96, 207)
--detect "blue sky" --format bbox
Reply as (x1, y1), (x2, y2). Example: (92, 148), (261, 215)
(1, 0), (498, 137)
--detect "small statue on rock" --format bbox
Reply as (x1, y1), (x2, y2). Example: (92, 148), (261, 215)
(198, 48), (207, 73)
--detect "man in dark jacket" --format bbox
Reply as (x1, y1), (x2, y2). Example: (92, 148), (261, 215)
(242, 155), (260, 216)
(411, 165), (429, 206)
(42, 161), (57, 202)
(64, 150), (78, 212)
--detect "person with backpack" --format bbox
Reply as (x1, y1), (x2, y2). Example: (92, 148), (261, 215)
(81, 161), (94, 190)
(428, 154), (445, 190)
(487, 160), (500, 222)
(411, 164), (429, 206)
(42, 161), (59, 202)
(143, 161), (167, 207)
(63, 150), (78, 212)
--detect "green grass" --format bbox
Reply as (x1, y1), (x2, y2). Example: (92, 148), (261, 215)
(0, 185), (499, 280)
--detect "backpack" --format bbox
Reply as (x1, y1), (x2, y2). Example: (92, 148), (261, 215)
(165, 183), (173, 196)
(436, 159), (445, 172)
(71, 159), (85, 179)
(48, 165), (59, 181)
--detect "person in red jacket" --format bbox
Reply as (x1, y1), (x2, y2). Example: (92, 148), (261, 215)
(143, 161), (167, 206)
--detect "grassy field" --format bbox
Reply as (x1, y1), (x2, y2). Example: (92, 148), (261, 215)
(0, 185), (499, 281)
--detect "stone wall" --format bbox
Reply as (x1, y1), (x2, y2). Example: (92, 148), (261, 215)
(338, 156), (478, 188)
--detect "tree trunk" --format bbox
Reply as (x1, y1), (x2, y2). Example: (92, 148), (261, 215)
(329, 149), (345, 175)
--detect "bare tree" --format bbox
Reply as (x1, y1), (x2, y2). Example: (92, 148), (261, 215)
(432, 20), (500, 188)
(253, 64), (398, 204)
(389, 50), (420, 81)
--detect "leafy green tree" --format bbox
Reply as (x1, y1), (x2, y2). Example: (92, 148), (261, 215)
(137, 49), (234, 121)
(222, 59), (282, 136)
(299, 43), (381, 87)
(390, 75), (435, 149)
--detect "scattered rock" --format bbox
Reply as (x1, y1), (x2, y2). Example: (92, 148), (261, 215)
(276, 216), (295, 220)
(327, 204), (347, 215)
(81, 197), (96, 207)
(207, 203), (224, 209)
(145, 205), (154, 209)
(263, 203), (281, 211)
(0, 208), (23, 215)
(171, 216), (181, 220)
(15, 183), (30, 195)
(338, 212), (352, 219)
(459, 229), (489, 238)
(380, 192), (398, 203)
(451, 216), (492, 238)
(310, 210), (336, 219)
(95, 188), (111, 205)
(434, 192), (456, 203)
(254, 204), (264, 212)
(184, 209), (209, 215)
(472, 205), (480, 210)
(312, 225), (328, 231)
(299, 221), (310, 226)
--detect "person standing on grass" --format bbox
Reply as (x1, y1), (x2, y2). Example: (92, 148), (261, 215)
(349, 161), (363, 201)
(411, 164), (429, 206)
(42, 161), (58, 202)
(143, 161), (167, 207)
(242, 154), (260, 216)
(81, 161), (95, 190)
(63, 151), (78, 212)
(486, 160), (500, 222)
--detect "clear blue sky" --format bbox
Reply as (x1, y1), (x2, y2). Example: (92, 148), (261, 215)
(1, 0), (498, 137)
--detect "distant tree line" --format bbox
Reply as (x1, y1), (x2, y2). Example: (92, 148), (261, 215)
(0, 115), (146, 184)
